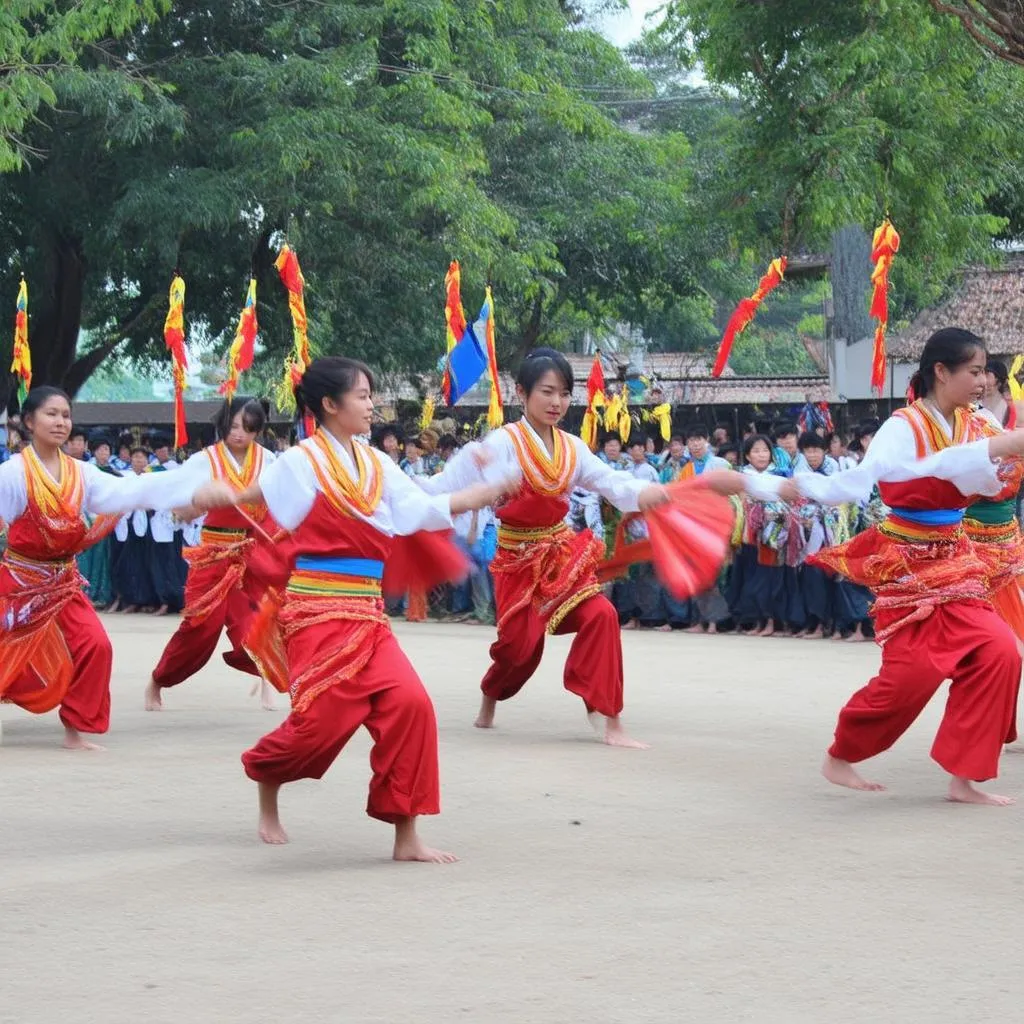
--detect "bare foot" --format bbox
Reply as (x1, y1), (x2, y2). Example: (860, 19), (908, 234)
(821, 754), (885, 792)
(655, 624), (672, 632)
(144, 677), (163, 711)
(685, 624), (704, 634)
(707, 623), (718, 635)
(121, 604), (137, 615)
(151, 604), (169, 617)
(760, 622), (775, 638)
(106, 598), (120, 614)
(947, 777), (1015, 806)
(393, 818), (458, 863)
(844, 631), (867, 643)
(804, 627), (824, 640)
(474, 696), (497, 729)
(62, 726), (105, 751)
(622, 619), (638, 630)
(589, 713), (650, 749)
(257, 782), (289, 844)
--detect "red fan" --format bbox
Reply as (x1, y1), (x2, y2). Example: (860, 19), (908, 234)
(383, 530), (470, 599)
(597, 481), (735, 600)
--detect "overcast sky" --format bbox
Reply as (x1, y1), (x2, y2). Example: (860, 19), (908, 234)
(596, 0), (664, 46)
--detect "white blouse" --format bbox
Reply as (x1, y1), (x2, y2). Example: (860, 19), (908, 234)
(258, 432), (453, 534)
(745, 409), (1002, 505)
(419, 419), (649, 513)
(0, 453), (205, 526)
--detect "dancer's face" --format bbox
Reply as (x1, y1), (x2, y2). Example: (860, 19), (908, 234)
(520, 370), (571, 428)
(25, 395), (72, 449)
(934, 347), (986, 408)
(226, 412), (258, 454)
(323, 371), (374, 437)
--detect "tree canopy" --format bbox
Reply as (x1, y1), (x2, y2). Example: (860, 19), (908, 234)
(647, 0), (1024, 318)
(0, 0), (713, 395)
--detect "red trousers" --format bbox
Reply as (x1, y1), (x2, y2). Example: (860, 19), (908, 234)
(829, 600), (1020, 781)
(242, 626), (440, 823)
(152, 576), (259, 688)
(482, 591), (623, 717)
(5, 592), (112, 734)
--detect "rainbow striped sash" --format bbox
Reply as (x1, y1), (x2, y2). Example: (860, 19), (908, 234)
(286, 556), (384, 598)
(880, 507), (963, 544)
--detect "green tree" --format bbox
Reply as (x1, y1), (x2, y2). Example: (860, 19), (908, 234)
(649, 0), (1024, 319)
(0, 0), (713, 398)
(925, 1), (1024, 67)
(0, 0), (168, 171)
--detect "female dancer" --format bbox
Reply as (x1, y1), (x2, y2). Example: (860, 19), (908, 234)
(204, 357), (505, 860)
(420, 348), (668, 746)
(709, 328), (1024, 804)
(145, 397), (278, 711)
(0, 387), (228, 748)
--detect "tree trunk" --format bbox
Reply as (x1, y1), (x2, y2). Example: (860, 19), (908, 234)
(31, 231), (87, 390)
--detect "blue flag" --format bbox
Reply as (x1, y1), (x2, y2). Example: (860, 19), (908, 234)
(446, 323), (488, 404)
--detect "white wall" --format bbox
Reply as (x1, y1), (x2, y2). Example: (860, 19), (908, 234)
(832, 336), (914, 402)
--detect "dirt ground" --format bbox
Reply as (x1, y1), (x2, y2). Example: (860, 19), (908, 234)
(2, 615), (1023, 1024)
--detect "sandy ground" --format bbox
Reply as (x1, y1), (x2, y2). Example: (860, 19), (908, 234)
(2, 616), (1024, 1024)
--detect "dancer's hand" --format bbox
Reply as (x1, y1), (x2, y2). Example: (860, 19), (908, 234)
(777, 479), (800, 502)
(700, 470), (746, 497)
(191, 481), (237, 511)
(450, 477), (516, 515)
(638, 484), (670, 512)
(172, 504), (201, 522)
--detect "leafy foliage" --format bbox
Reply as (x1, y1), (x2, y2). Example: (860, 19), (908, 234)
(0, 0), (713, 394)
(650, 0), (1024, 317)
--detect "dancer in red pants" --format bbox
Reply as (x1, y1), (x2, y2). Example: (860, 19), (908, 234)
(146, 397), (280, 711)
(711, 328), (1024, 804)
(206, 357), (504, 859)
(421, 348), (668, 747)
(0, 387), (228, 748)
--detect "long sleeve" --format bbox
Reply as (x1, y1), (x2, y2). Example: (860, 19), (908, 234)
(416, 435), (518, 494)
(791, 417), (1001, 505)
(82, 458), (210, 515)
(571, 437), (647, 512)
(257, 447), (317, 532)
(0, 457), (27, 523)
(415, 442), (486, 494)
(381, 455), (453, 535)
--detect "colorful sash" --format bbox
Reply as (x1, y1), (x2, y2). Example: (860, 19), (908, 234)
(206, 441), (266, 520)
(302, 432), (383, 519)
(505, 421), (577, 497)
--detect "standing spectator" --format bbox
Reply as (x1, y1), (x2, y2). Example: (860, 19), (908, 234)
(401, 437), (427, 478)
(770, 421), (799, 477)
(374, 424), (403, 464)
(679, 424), (731, 478)
(77, 436), (120, 609)
(659, 435), (688, 483)
(598, 433), (628, 469)
(65, 426), (91, 462)
(712, 423), (732, 450)
(111, 435), (133, 471)
(419, 427), (443, 474)
(151, 435), (179, 470)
